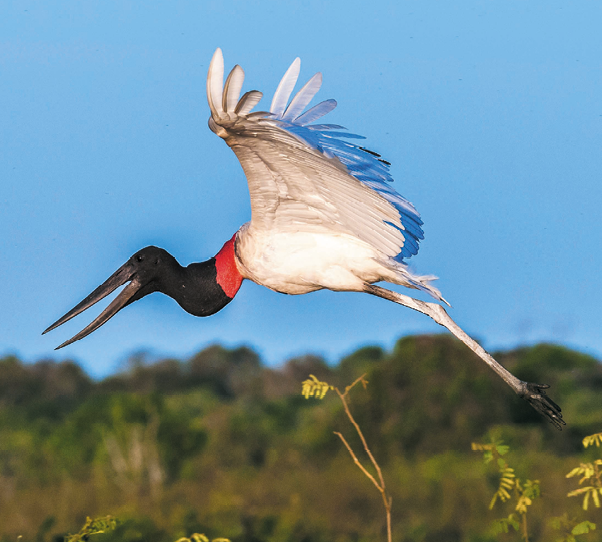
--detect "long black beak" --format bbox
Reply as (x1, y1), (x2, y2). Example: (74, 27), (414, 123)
(43, 261), (141, 350)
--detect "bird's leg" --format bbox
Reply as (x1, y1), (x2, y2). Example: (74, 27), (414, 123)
(363, 284), (565, 430)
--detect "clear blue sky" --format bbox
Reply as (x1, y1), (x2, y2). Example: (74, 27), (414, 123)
(1, 1), (601, 378)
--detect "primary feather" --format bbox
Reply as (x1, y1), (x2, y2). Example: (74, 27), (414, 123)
(235, 91), (263, 116)
(222, 64), (245, 115)
(270, 58), (301, 117)
(282, 72), (322, 121)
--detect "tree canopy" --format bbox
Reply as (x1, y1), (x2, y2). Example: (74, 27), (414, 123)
(0, 335), (600, 542)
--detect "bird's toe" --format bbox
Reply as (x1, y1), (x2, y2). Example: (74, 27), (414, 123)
(520, 382), (565, 430)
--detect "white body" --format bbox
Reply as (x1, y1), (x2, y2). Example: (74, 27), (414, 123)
(235, 222), (427, 295)
(236, 223), (409, 294)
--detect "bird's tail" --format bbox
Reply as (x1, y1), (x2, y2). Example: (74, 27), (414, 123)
(383, 259), (450, 306)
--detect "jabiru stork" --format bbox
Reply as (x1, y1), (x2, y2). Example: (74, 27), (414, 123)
(44, 49), (564, 429)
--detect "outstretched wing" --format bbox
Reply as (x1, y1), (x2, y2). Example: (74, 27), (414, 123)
(207, 48), (424, 262)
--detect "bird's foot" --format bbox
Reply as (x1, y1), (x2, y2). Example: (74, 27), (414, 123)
(518, 382), (565, 430)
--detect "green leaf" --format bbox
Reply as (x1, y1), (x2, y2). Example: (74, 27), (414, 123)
(593, 488), (600, 508)
(572, 521), (596, 535)
(301, 374), (332, 400)
(583, 433), (602, 448)
(508, 514), (520, 531)
(566, 467), (582, 478)
(497, 444), (510, 456)
(491, 519), (509, 534)
(568, 487), (592, 497)
(491, 515), (519, 535)
(64, 516), (119, 542)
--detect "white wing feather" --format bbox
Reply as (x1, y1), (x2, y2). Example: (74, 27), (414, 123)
(282, 72), (322, 121)
(235, 91), (263, 116)
(207, 49), (225, 119)
(223, 64), (245, 116)
(270, 58), (300, 117)
(227, 131), (406, 257)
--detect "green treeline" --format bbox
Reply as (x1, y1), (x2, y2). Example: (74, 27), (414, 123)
(1, 335), (601, 542)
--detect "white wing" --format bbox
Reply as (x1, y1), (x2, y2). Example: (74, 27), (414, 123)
(206, 48), (424, 262)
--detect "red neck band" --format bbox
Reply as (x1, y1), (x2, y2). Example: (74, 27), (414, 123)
(214, 234), (244, 299)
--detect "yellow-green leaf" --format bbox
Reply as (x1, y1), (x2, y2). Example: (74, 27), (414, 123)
(572, 521), (596, 535)
(497, 445), (510, 456)
(568, 487), (592, 497)
(593, 488), (600, 508)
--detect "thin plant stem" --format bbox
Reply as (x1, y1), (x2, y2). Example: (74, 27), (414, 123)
(333, 375), (392, 542)
(334, 432), (381, 493)
(522, 513), (529, 542)
(514, 480), (529, 542)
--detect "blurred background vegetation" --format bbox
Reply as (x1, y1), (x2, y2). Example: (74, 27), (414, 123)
(1, 335), (601, 542)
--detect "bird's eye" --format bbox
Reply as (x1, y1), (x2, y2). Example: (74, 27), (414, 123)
(136, 254), (144, 263)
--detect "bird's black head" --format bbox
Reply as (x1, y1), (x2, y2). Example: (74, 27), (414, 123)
(125, 246), (179, 301)
(43, 245), (235, 349)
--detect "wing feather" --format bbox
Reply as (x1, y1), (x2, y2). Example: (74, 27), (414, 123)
(235, 90), (263, 116)
(207, 48), (225, 119)
(207, 49), (424, 262)
(282, 72), (322, 121)
(223, 64), (245, 115)
(295, 99), (337, 125)
(270, 58), (301, 117)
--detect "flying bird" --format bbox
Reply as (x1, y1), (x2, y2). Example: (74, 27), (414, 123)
(44, 49), (564, 429)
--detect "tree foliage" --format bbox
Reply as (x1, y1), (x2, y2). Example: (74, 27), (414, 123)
(0, 336), (601, 541)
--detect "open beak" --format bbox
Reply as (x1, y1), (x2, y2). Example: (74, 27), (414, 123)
(43, 260), (142, 349)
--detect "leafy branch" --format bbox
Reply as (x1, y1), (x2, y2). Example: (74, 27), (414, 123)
(550, 514), (596, 542)
(65, 517), (231, 542)
(567, 432), (602, 510)
(301, 374), (333, 399)
(474, 433), (602, 541)
(302, 373), (392, 542)
(567, 461), (602, 510)
(174, 535), (230, 542)
(553, 431), (602, 539)
(64, 516), (119, 542)
(582, 433), (602, 449)
(472, 441), (539, 541)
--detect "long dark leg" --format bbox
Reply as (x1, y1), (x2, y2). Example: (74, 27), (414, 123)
(364, 284), (564, 429)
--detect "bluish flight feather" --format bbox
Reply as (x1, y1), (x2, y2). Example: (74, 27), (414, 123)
(263, 68), (425, 261)
(306, 123), (346, 130)
(294, 99), (337, 125)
